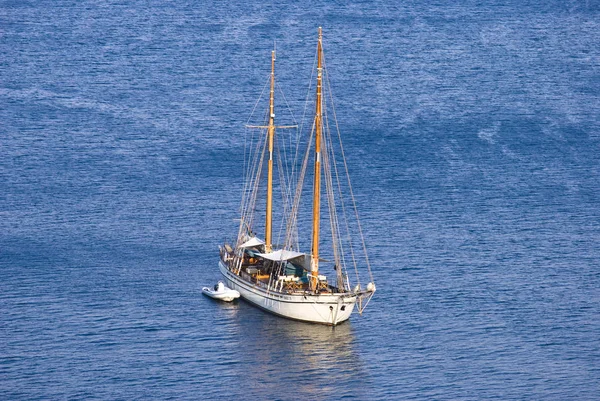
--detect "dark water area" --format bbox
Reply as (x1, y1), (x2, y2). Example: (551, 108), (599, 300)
(1, 1), (599, 399)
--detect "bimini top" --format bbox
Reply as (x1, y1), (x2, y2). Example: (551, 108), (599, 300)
(239, 237), (265, 249)
(257, 249), (305, 262)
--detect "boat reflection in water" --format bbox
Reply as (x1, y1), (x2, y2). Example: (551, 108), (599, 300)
(230, 307), (371, 399)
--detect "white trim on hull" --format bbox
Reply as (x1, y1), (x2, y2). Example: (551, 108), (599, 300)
(218, 261), (356, 325)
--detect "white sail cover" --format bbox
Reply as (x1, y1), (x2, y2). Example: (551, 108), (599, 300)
(257, 249), (305, 262)
(239, 237), (265, 248)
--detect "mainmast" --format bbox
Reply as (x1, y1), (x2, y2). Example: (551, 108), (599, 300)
(310, 27), (323, 291)
(265, 50), (276, 252)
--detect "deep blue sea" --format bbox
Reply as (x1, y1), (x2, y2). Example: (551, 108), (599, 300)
(2, 1), (599, 399)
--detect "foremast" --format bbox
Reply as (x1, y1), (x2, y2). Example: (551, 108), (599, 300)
(310, 27), (324, 292)
(244, 48), (296, 253)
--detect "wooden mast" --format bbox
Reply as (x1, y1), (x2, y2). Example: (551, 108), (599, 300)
(245, 48), (296, 252)
(265, 49), (276, 252)
(310, 27), (323, 291)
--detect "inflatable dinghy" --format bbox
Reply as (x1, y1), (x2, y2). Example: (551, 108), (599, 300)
(202, 281), (240, 302)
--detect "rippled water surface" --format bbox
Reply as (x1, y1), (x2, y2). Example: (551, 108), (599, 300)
(2, 1), (599, 399)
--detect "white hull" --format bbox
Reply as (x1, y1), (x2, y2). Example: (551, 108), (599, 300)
(218, 261), (356, 325)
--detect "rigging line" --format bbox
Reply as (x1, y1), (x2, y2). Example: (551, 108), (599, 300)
(286, 122), (313, 251)
(239, 129), (257, 241)
(324, 103), (350, 291)
(280, 145), (295, 250)
(320, 111), (335, 256)
(282, 45), (317, 251)
(273, 83), (295, 219)
(275, 145), (285, 247)
(239, 124), (268, 243)
(241, 123), (266, 225)
(242, 74), (271, 201)
(243, 76), (271, 188)
(238, 128), (254, 239)
(317, 50), (354, 288)
(275, 81), (299, 179)
(317, 54), (358, 286)
(283, 137), (300, 248)
(283, 64), (316, 250)
(275, 135), (291, 248)
(240, 105), (269, 223)
(241, 102), (270, 222)
(329, 127), (350, 290)
(242, 125), (260, 208)
(276, 81), (299, 127)
(322, 66), (361, 287)
(240, 125), (258, 238)
(323, 59), (374, 284)
(250, 129), (268, 212)
(322, 126), (339, 266)
(323, 112), (356, 288)
(284, 119), (315, 251)
(322, 107), (346, 289)
(289, 46), (318, 202)
(245, 74), (271, 125)
(246, 133), (268, 236)
(282, 134), (296, 236)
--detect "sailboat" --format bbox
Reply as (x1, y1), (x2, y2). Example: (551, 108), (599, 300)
(218, 28), (375, 325)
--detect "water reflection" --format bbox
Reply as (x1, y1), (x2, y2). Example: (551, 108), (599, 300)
(215, 299), (242, 320)
(231, 305), (370, 399)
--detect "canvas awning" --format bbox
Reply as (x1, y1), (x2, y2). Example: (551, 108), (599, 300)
(239, 237), (265, 248)
(256, 249), (305, 262)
